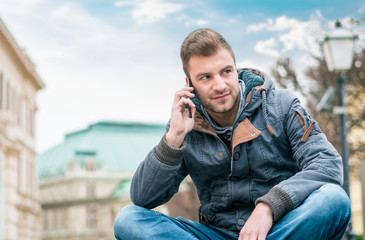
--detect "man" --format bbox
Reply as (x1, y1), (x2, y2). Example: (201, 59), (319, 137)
(114, 28), (351, 239)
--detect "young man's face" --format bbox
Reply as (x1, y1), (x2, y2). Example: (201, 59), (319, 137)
(187, 47), (240, 118)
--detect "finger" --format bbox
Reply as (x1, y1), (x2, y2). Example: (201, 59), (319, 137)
(177, 98), (195, 114)
(178, 86), (194, 93)
(249, 235), (257, 240)
(176, 86), (194, 94)
(174, 89), (195, 101)
(171, 97), (194, 114)
(174, 95), (194, 106)
(191, 104), (197, 117)
(238, 231), (247, 240)
(258, 233), (267, 240)
(242, 235), (250, 240)
(238, 234), (243, 240)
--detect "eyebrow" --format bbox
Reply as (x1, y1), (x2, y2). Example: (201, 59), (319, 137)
(195, 65), (235, 79)
(195, 72), (211, 79)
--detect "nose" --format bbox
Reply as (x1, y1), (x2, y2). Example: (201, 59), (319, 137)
(212, 75), (226, 92)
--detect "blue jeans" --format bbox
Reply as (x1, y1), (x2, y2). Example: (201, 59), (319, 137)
(114, 184), (351, 240)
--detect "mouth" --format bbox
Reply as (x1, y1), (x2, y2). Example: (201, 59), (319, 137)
(213, 93), (230, 100)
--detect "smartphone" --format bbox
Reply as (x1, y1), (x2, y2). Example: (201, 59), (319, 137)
(186, 78), (192, 118)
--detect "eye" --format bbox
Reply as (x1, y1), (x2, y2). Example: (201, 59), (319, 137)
(201, 75), (210, 80)
(223, 69), (232, 74)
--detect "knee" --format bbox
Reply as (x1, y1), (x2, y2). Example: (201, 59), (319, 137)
(113, 205), (146, 238)
(114, 205), (147, 225)
(315, 184), (351, 219)
(114, 205), (139, 223)
(321, 184), (350, 208)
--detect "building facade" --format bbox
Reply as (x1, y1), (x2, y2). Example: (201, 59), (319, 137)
(38, 121), (201, 240)
(38, 121), (168, 240)
(0, 18), (45, 240)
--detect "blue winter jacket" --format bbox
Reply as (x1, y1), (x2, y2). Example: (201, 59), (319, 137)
(130, 68), (343, 235)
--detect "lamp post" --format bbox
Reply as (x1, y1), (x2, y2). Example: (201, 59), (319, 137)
(321, 19), (357, 240)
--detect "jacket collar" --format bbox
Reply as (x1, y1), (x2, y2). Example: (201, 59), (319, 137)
(193, 111), (261, 148)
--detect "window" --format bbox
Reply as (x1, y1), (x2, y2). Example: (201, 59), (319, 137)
(43, 210), (49, 230)
(84, 160), (97, 171)
(69, 161), (78, 172)
(29, 105), (34, 136)
(86, 204), (97, 228)
(0, 72), (3, 109)
(86, 181), (95, 198)
(53, 209), (58, 230)
(6, 80), (10, 111)
(62, 208), (68, 229)
(17, 156), (24, 194)
(17, 156), (35, 197)
(28, 161), (33, 196)
(16, 154), (28, 194)
(17, 95), (22, 125)
(12, 87), (15, 116)
(26, 101), (30, 134)
(24, 101), (34, 136)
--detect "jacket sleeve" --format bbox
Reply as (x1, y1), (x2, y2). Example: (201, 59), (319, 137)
(130, 134), (188, 209)
(256, 90), (343, 222)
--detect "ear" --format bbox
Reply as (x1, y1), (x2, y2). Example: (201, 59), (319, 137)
(185, 77), (189, 86)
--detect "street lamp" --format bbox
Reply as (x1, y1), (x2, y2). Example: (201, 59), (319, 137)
(321, 19), (357, 240)
(322, 20), (357, 71)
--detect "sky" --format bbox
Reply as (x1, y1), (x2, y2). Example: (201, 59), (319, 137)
(0, 0), (364, 153)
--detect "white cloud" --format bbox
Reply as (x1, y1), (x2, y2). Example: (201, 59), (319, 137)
(114, 1), (134, 7)
(247, 16), (300, 32)
(247, 19), (273, 32)
(183, 16), (210, 28)
(254, 37), (280, 57)
(196, 19), (208, 26)
(248, 13), (325, 56)
(115, 0), (185, 24)
(279, 27), (307, 51)
(236, 59), (272, 75)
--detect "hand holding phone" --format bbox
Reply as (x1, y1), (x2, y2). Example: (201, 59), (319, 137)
(166, 80), (195, 148)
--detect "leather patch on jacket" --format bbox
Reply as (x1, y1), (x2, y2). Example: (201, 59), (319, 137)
(194, 112), (217, 136)
(295, 112), (306, 132)
(199, 212), (209, 225)
(232, 118), (261, 149)
(295, 111), (317, 143)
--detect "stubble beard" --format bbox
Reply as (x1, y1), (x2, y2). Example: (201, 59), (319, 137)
(196, 88), (240, 115)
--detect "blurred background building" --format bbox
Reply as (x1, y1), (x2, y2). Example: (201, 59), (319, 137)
(37, 121), (200, 240)
(0, 19), (44, 240)
(37, 121), (165, 240)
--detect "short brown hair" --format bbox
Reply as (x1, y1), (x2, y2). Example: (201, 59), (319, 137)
(180, 28), (235, 78)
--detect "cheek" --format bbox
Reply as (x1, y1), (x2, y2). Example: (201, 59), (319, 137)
(195, 88), (211, 105)
(228, 79), (239, 92)
(194, 89), (204, 102)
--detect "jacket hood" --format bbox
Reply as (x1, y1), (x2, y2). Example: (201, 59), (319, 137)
(238, 68), (275, 135)
(236, 68), (274, 111)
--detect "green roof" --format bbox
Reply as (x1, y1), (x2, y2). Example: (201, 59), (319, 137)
(111, 178), (132, 197)
(37, 121), (166, 179)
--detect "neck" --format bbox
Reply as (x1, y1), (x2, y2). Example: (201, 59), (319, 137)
(206, 101), (239, 127)
(208, 112), (236, 127)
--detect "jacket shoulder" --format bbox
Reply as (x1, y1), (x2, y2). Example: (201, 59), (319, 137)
(273, 88), (299, 114)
